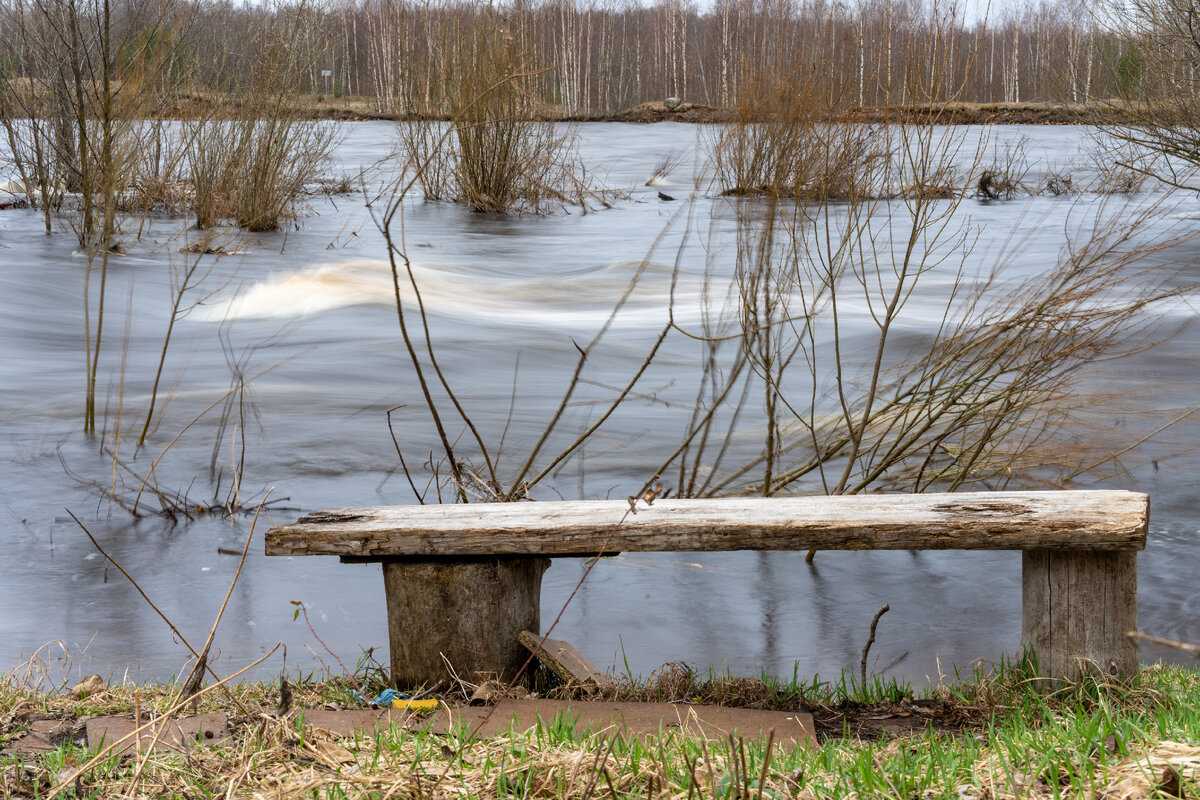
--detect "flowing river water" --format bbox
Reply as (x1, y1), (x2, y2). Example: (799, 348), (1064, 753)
(1, 122), (1198, 688)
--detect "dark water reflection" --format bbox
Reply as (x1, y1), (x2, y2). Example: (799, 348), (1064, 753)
(1, 123), (1197, 687)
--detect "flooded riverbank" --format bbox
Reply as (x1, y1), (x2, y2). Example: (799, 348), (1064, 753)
(1, 122), (1197, 687)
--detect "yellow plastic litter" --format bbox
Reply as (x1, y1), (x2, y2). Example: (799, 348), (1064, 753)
(392, 697), (439, 711)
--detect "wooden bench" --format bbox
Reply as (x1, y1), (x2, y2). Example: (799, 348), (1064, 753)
(264, 490), (1148, 686)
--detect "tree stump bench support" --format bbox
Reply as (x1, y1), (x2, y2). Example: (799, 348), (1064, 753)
(264, 490), (1148, 687)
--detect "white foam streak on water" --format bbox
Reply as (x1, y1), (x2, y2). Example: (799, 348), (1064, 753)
(197, 260), (396, 320)
(197, 257), (692, 328)
(196, 249), (1005, 335)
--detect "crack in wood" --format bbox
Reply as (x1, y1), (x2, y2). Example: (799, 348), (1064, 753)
(932, 502), (1033, 515)
(298, 511), (368, 524)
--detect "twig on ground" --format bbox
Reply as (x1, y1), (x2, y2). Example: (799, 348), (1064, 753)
(1128, 631), (1200, 658)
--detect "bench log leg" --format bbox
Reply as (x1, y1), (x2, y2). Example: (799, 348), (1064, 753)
(1021, 549), (1137, 682)
(382, 557), (549, 687)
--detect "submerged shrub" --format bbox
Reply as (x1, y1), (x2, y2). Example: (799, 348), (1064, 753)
(975, 137), (1030, 200)
(976, 168), (1022, 199)
(398, 10), (597, 214)
(235, 118), (335, 231)
(709, 65), (887, 201)
(188, 117), (335, 231)
(1040, 169), (1076, 196)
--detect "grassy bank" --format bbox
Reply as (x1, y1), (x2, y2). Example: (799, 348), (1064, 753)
(2, 660), (1198, 799)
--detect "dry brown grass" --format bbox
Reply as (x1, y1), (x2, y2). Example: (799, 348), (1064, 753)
(2, 662), (1197, 800)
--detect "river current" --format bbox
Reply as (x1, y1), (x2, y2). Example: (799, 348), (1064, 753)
(1, 122), (1197, 688)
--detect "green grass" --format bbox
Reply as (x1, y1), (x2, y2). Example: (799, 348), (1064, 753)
(2, 660), (1198, 799)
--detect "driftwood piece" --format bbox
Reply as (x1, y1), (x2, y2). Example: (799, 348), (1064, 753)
(1127, 631), (1200, 658)
(518, 631), (611, 687)
(265, 491), (1148, 557)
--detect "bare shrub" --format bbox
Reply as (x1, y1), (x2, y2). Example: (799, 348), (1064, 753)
(902, 165), (959, 199)
(188, 120), (243, 230)
(1093, 164), (1148, 195)
(977, 169), (1015, 199)
(368, 10), (1195, 524)
(976, 138), (1030, 199)
(398, 119), (453, 202)
(709, 68), (885, 200)
(186, 7), (337, 231)
(452, 113), (583, 214)
(116, 124), (192, 217)
(645, 150), (684, 186)
(1083, 136), (1154, 194)
(1039, 169), (1076, 196)
(235, 118), (336, 231)
(398, 8), (597, 214)
(314, 176), (357, 196)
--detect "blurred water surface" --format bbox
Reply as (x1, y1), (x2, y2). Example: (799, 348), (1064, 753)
(1, 122), (1196, 687)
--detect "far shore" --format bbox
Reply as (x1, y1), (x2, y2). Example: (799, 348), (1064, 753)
(158, 93), (1117, 125)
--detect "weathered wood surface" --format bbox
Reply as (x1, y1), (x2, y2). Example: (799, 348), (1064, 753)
(265, 491), (1148, 558)
(1022, 549), (1139, 679)
(383, 558), (549, 687)
(519, 631), (611, 687)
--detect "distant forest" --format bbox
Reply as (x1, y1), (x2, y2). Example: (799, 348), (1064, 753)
(185, 0), (1135, 113)
(0, 0), (1149, 115)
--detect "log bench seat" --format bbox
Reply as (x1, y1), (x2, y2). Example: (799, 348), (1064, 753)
(264, 490), (1148, 686)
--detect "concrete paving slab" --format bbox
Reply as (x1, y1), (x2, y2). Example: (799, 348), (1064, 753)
(301, 700), (814, 748)
(298, 708), (415, 737)
(2, 719), (81, 756)
(13, 701), (812, 758)
(85, 713), (231, 755)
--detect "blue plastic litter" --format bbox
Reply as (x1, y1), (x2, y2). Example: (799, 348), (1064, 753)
(350, 687), (413, 706)
(372, 688), (409, 705)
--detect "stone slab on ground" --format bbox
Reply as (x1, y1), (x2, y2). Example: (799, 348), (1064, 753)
(85, 713), (231, 755)
(8, 702), (812, 757)
(302, 700), (815, 747)
(2, 719), (83, 755)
